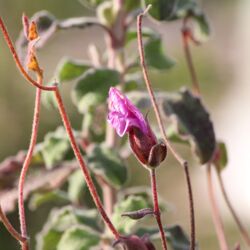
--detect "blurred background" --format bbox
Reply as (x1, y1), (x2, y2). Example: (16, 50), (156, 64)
(0, 0), (249, 249)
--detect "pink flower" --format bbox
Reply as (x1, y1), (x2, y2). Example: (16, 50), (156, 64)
(108, 87), (150, 137)
(108, 87), (166, 167)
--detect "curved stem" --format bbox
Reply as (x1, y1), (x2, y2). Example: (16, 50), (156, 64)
(137, 7), (196, 250)
(54, 88), (120, 240)
(206, 164), (229, 250)
(0, 205), (26, 244)
(150, 169), (168, 250)
(216, 169), (250, 246)
(0, 17), (56, 91)
(18, 74), (43, 250)
(184, 163), (196, 250)
(181, 27), (200, 96)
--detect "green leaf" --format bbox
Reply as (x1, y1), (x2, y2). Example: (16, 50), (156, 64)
(144, 0), (210, 41)
(72, 68), (120, 113)
(161, 88), (216, 164)
(56, 58), (91, 82)
(41, 127), (75, 169)
(213, 141), (228, 172)
(125, 27), (156, 45)
(144, 0), (196, 21)
(112, 195), (151, 234)
(29, 190), (69, 210)
(192, 13), (210, 42)
(87, 144), (127, 189)
(58, 17), (102, 30)
(97, 1), (116, 27)
(144, 37), (175, 70)
(57, 225), (100, 250)
(37, 230), (62, 250)
(124, 0), (141, 12)
(167, 225), (191, 250)
(120, 186), (168, 212)
(67, 169), (103, 207)
(42, 88), (57, 109)
(78, 0), (105, 8)
(36, 206), (101, 250)
(136, 225), (191, 250)
(68, 169), (86, 204)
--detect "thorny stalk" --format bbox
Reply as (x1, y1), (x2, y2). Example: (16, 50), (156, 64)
(206, 164), (229, 250)
(137, 6), (196, 250)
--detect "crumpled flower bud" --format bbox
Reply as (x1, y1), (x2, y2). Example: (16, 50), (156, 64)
(107, 87), (167, 167)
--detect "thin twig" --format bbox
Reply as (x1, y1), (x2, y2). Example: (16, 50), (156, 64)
(18, 74), (43, 250)
(137, 7), (196, 250)
(150, 169), (168, 250)
(216, 169), (250, 246)
(0, 205), (26, 243)
(54, 88), (120, 240)
(182, 22), (201, 96)
(0, 17), (56, 91)
(206, 164), (229, 250)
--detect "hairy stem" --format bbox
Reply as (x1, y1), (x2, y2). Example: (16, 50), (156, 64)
(0, 205), (26, 244)
(182, 25), (201, 96)
(54, 88), (120, 240)
(206, 164), (229, 250)
(150, 169), (168, 250)
(18, 74), (43, 250)
(216, 169), (250, 246)
(137, 7), (196, 250)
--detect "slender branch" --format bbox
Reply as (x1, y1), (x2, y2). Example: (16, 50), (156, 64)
(181, 24), (201, 96)
(0, 205), (26, 243)
(150, 169), (168, 250)
(0, 17), (56, 91)
(54, 87), (120, 240)
(216, 169), (250, 246)
(18, 73), (43, 250)
(206, 164), (229, 250)
(137, 7), (196, 250)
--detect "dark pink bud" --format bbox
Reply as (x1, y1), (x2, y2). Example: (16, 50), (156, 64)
(107, 87), (167, 167)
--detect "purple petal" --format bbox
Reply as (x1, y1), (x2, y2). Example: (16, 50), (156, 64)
(108, 87), (148, 136)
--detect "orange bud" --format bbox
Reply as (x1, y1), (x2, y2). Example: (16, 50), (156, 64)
(28, 21), (39, 41)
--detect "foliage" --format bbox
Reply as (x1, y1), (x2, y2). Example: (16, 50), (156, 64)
(1, 0), (241, 250)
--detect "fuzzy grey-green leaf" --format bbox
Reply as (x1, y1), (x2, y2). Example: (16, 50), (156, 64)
(87, 144), (127, 189)
(72, 68), (120, 113)
(144, 37), (175, 70)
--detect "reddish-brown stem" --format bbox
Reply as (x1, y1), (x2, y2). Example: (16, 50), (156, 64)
(0, 17), (56, 91)
(206, 164), (229, 250)
(216, 169), (250, 246)
(54, 88), (120, 240)
(18, 74), (43, 250)
(0, 205), (26, 244)
(137, 7), (196, 250)
(182, 25), (201, 96)
(150, 169), (168, 250)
